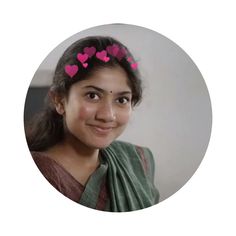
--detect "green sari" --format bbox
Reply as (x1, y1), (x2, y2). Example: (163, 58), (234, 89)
(78, 141), (159, 212)
(32, 141), (159, 212)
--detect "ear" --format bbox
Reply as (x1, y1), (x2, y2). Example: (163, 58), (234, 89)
(49, 90), (66, 115)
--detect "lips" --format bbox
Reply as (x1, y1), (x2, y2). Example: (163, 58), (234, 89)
(88, 125), (114, 135)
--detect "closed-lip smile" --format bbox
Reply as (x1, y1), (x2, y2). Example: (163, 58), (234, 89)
(88, 124), (115, 129)
(88, 124), (115, 135)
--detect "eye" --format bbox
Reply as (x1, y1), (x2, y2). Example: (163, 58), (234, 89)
(86, 92), (100, 100)
(116, 97), (130, 104)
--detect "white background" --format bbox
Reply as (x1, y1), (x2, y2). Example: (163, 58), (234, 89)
(0, 0), (235, 235)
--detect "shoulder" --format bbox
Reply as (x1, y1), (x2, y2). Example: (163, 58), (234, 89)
(109, 140), (138, 154)
(105, 141), (159, 203)
(108, 141), (156, 179)
(31, 151), (56, 168)
(30, 151), (62, 185)
(109, 140), (154, 162)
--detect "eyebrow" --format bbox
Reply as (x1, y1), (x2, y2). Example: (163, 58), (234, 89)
(82, 85), (132, 96)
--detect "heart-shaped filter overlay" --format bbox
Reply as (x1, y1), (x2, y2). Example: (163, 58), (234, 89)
(106, 44), (119, 56)
(96, 50), (110, 62)
(83, 46), (96, 58)
(77, 53), (89, 63)
(65, 65), (79, 78)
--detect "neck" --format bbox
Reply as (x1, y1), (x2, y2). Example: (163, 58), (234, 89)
(63, 133), (99, 161)
(62, 135), (99, 162)
(46, 132), (99, 166)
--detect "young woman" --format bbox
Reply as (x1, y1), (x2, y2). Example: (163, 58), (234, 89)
(25, 36), (159, 212)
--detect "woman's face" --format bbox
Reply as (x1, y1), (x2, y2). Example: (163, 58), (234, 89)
(61, 66), (132, 149)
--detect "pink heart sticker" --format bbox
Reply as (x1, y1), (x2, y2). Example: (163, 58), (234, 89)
(116, 47), (127, 61)
(106, 44), (119, 56)
(127, 57), (133, 62)
(82, 63), (88, 68)
(131, 63), (138, 70)
(103, 57), (110, 62)
(65, 65), (78, 78)
(77, 53), (89, 63)
(83, 46), (96, 58)
(96, 50), (110, 62)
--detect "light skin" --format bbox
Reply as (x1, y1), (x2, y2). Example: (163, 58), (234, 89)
(44, 66), (133, 185)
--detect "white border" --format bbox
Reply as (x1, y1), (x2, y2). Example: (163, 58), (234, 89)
(1, 0), (236, 235)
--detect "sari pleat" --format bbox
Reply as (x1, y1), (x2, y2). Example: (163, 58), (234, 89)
(101, 141), (159, 212)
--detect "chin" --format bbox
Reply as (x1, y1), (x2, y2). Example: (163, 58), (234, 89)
(88, 143), (112, 150)
(85, 138), (114, 150)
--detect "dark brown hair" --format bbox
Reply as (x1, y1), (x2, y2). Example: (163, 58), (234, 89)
(25, 36), (143, 151)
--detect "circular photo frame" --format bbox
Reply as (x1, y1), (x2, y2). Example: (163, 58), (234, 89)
(24, 23), (212, 212)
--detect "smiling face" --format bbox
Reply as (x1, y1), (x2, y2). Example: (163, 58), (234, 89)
(57, 66), (132, 150)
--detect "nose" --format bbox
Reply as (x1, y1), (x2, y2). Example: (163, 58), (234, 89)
(95, 101), (116, 122)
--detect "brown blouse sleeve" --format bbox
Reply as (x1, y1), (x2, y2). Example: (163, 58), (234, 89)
(31, 151), (85, 203)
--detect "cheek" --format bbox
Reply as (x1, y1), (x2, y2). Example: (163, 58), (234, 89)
(117, 109), (132, 124)
(77, 105), (96, 121)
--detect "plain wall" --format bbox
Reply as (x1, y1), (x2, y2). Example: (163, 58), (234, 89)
(27, 24), (212, 201)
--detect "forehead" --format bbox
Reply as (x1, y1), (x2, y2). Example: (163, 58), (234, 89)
(72, 66), (131, 92)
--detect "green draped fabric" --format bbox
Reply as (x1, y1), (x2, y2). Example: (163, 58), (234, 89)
(104, 141), (159, 211)
(79, 141), (159, 212)
(32, 140), (159, 212)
